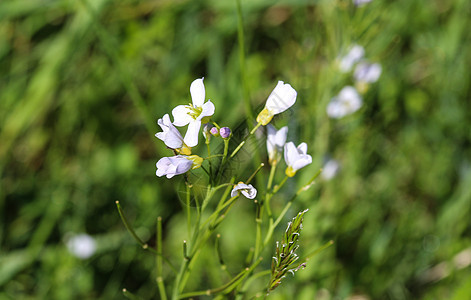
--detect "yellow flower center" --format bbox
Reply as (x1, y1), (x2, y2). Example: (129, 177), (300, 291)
(176, 144), (192, 155)
(187, 103), (203, 119)
(285, 166), (297, 177)
(256, 108), (274, 126)
(188, 155), (203, 170)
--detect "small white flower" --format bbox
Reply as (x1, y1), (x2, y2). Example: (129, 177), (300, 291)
(66, 233), (96, 259)
(321, 159), (340, 180)
(354, 62), (382, 83)
(284, 142), (312, 177)
(172, 78), (215, 147)
(339, 45), (365, 73)
(156, 155), (193, 178)
(353, 0), (372, 6)
(267, 125), (288, 165)
(326, 86), (362, 119)
(231, 182), (257, 199)
(256, 81), (297, 125)
(155, 114), (184, 149)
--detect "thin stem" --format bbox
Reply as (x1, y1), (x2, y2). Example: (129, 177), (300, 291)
(185, 184), (191, 237)
(116, 201), (147, 247)
(156, 218), (167, 300)
(273, 175), (289, 194)
(178, 258), (263, 299)
(267, 162), (277, 191)
(246, 163), (265, 184)
(230, 122), (262, 158)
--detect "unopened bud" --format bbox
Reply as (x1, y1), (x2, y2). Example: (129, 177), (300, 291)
(210, 127), (220, 136)
(220, 127), (231, 139)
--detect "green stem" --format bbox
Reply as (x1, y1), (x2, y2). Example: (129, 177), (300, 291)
(178, 258), (263, 299)
(230, 122), (262, 158)
(156, 217), (167, 300)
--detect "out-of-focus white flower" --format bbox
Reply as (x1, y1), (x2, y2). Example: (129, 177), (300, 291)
(284, 142), (312, 177)
(256, 81), (297, 125)
(172, 78), (215, 147)
(354, 62), (382, 83)
(353, 0), (372, 6)
(155, 114), (191, 155)
(339, 45), (365, 73)
(326, 86), (363, 119)
(321, 159), (340, 180)
(156, 155), (202, 178)
(231, 182), (257, 199)
(267, 125), (288, 165)
(66, 233), (96, 259)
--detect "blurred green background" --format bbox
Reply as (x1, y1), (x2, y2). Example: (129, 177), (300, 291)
(1, 0), (471, 299)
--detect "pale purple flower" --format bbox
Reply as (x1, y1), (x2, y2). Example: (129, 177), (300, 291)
(231, 182), (257, 199)
(326, 86), (362, 119)
(354, 62), (382, 83)
(339, 45), (365, 73)
(156, 155), (193, 179)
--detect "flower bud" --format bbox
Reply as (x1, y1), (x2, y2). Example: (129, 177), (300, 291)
(210, 127), (220, 136)
(220, 127), (231, 139)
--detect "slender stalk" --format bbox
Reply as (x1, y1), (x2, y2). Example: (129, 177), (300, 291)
(156, 217), (167, 300)
(122, 288), (142, 300)
(246, 162), (265, 184)
(185, 184), (191, 237)
(266, 162), (277, 191)
(178, 258), (263, 299)
(116, 201), (147, 247)
(230, 122), (262, 158)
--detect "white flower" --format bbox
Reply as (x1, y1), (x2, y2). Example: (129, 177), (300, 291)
(267, 125), (288, 165)
(231, 182), (257, 199)
(326, 86), (362, 119)
(256, 81), (297, 125)
(155, 114), (191, 155)
(172, 78), (215, 147)
(353, 0), (372, 6)
(156, 155), (193, 178)
(321, 159), (340, 180)
(284, 142), (312, 177)
(354, 62), (382, 83)
(339, 45), (365, 73)
(66, 233), (96, 259)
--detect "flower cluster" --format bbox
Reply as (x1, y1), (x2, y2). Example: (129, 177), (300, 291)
(155, 78), (313, 199)
(329, 45), (382, 119)
(155, 78), (213, 178)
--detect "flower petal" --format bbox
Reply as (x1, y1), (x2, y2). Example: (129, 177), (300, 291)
(198, 99), (215, 120)
(155, 114), (184, 149)
(190, 78), (205, 107)
(184, 120), (201, 147)
(265, 81), (297, 114)
(275, 126), (288, 147)
(284, 142), (298, 167)
(172, 105), (192, 127)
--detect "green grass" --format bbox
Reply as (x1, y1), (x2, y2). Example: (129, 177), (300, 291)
(1, 0), (471, 299)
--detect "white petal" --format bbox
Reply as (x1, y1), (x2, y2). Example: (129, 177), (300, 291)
(190, 78), (205, 107)
(241, 185), (257, 199)
(155, 114), (184, 149)
(265, 81), (297, 114)
(297, 142), (308, 155)
(284, 142), (298, 167)
(275, 126), (288, 147)
(354, 62), (382, 83)
(292, 154), (312, 171)
(339, 45), (365, 72)
(198, 100), (215, 120)
(172, 105), (192, 127)
(184, 120), (201, 147)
